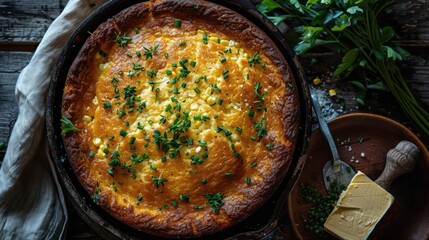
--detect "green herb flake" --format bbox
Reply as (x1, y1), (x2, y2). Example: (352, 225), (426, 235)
(179, 194), (190, 202)
(60, 116), (79, 136)
(203, 192), (224, 213)
(173, 19), (182, 27)
(120, 129), (128, 137)
(114, 32), (132, 47)
(103, 102), (111, 109)
(151, 176), (168, 188)
(220, 57), (226, 63)
(245, 177), (252, 185)
(202, 33), (208, 44)
(91, 187), (101, 204)
(265, 144), (275, 150)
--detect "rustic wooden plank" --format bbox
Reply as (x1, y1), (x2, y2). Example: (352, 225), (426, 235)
(404, 56), (429, 106)
(0, 0), (68, 42)
(0, 51), (30, 163)
(389, 0), (429, 42)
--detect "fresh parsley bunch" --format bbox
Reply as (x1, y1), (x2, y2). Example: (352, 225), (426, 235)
(258, 0), (429, 139)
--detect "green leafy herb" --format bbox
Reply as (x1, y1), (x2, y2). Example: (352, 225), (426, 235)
(179, 194), (190, 202)
(248, 53), (262, 67)
(300, 181), (346, 237)
(60, 116), (79, 136)
(91, 187), (101, 204)
(143, 44), (159, 60)
(151, 176), (168, 188)
(259, 0), (429, 139)
(114, 32), (132, 47)
(203, 192), (224, 213)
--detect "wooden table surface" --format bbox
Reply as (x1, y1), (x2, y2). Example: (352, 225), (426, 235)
(0, 0), (428, 239)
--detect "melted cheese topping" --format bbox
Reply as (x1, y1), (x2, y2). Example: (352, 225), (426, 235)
(80, 24), (290, 215)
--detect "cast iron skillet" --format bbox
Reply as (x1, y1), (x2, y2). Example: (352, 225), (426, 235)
(46, 0), (311, 238)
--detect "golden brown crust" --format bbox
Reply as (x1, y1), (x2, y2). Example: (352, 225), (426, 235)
(62, 0), (299, 237)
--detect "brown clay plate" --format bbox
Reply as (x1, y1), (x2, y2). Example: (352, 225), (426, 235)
(288, 113), (429, 240)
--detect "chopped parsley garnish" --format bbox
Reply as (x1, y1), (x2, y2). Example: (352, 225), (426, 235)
(190, 61), (196, 67)
(254, 116), (267, 140)
(220, 57), (226, 63)
(143, 44), (159, 60)
(247, 109), (255, 117)
(179, 41), (186, 47)
(89, 151), (94, 158)
(225, 172), (233, 177)
(216, 126), (232, 137)
(114, 32), (132, 47)
(123, 85), (136, 98)
(129, 137), (136, 144)
(172, 200), (178, 207)
(104, 102), (111, 109)
(246, 177), (252, 185)
(190, 155), (203, 165)
(194, 88), (200, 94)
(146, 69), (157, 78)
(235, 127), (243, 133)
(210, 84), (221, 93)
(107, 149), (122, 176)
(193, 205), (204, 210)
(133, 62), (144, 70)
(91, 187), (101, 204)
(166, 69), (172, 75)
(60, 116), (79, 136)
(179, 194), (190, 202)
(201, 179), (207, 185)
(203, 193), (224, 213)
(151, 176), (168, 188)
(248, 53), (262, 67)
(265, 144), (275, 150)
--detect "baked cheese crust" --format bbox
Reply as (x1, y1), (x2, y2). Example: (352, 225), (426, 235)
(62, 0), (299, 237)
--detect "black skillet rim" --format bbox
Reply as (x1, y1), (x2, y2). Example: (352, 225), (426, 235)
(46, 0), (311, 239)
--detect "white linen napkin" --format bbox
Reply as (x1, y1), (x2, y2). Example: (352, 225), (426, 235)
(0, 0), (107, 239)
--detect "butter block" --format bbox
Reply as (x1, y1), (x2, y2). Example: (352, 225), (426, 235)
(324, 171), (394, 240)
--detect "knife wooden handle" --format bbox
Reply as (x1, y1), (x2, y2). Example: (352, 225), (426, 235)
(375, 141), (420, 189)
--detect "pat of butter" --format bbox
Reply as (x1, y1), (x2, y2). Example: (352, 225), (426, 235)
(324, 171), (394, 240)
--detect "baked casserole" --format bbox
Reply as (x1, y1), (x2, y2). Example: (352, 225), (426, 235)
(61, 0), (299, 237)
